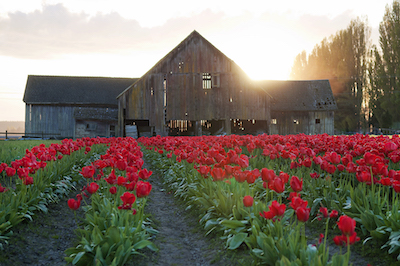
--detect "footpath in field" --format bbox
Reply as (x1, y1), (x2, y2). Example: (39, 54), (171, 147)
(0, 187), (87, 266)
(134, 168), (249, 266)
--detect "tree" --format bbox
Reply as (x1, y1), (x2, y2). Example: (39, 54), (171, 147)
(290, 18), (370, 133)
(368, 0), (400, 129)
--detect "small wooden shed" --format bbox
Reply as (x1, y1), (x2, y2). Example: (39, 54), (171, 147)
(257, 80), (337, 135)
(23, 75), (136, 139)
(117, 30), (271, 137)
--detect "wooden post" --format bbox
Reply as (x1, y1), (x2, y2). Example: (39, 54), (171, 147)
(5, 130), (7, 139)
(195, 121), (202, 136)
(224, 119), (231, 135)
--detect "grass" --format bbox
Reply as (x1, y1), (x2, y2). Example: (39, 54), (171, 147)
(0, 139), (61, 165)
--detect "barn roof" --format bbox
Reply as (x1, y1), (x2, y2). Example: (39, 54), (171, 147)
(117, 30), (246, 98)
(257, 79), (337, 111)
(23, 75), (137, 106)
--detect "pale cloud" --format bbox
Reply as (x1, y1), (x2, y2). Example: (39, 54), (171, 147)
(0, 4), (228, 59)
(0, 2), (375, 61)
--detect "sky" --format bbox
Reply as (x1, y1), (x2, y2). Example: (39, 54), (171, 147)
(0, 0), (395, 121)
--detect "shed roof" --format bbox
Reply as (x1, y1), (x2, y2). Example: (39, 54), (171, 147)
(23, 75), (137, 106)
(257, 80), (337, 111)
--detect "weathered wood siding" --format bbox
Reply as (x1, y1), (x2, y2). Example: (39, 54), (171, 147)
(25, 105), (75, 138)
(119, 31), (270, 135)
(75, 120), (114, 138)
(270, 111), (335, 135)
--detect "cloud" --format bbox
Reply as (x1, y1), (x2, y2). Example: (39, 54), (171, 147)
(0, 3), (226, 59)
(0, 3), (372, 61)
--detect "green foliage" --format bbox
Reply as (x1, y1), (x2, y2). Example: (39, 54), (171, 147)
(0, 143), (107, 249)
(65, 194), (157, 266)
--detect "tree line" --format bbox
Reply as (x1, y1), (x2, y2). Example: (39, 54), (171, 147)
(290, 0), (400, 134)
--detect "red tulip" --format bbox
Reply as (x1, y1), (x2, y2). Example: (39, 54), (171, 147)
(80, 165), (95, 178)
(385, 142), (398, 153)
(337, 215), (356, 236)
(260, 210), (276, 220)
(197, 165), (211, 177)
(118, 192), (136, 210)
(296, 206), (310, 222)
(86, 182), (99, 194)
(139, 169), (152, 180)
(290, 175), (303, 192)
(261, 168), (276, 182)
(23, 176), (34, 185)
(333, 232), (360, 246)
(269, 178), (285, 193)
(333, 235), (343, 246)
(105, 170), (117, 184)
(68, 198), (81, 210)
(329, 209), (339, 218)
(318, 233), (324, 244)
(319, 207), (328, 218)
(117, 176), (127, 186)
(109, 186), (117, 194)
(115, 159), (127, 171)
(260, 200), (286, 220)
(243, 195), (254, 207)
(310, 172), (320, 179)
(5, 167), (16, 177)
(393, 181), (400, 193)
(136, 181), (152, 198)
(211, 167), (226, 181)
(290, 196), (308, 211)
(270, 200), (286, 217)
(0, 184), (8, 193)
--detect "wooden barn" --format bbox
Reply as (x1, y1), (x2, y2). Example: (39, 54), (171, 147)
(23, 75), (136, 139)
(257, 80), (337, 135)
(117, 30), (271, 137)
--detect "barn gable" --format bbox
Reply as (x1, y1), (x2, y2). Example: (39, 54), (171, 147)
(117, 30), (270, 137)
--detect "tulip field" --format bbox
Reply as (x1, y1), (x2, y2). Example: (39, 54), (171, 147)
(1, 133), (400, 265)
(139, 133), (400, 265)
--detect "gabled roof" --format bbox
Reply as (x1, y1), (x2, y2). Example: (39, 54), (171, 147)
(117, 30), (246, 98)
(257, 79), (337, 111)
(23, 75), (137, 106)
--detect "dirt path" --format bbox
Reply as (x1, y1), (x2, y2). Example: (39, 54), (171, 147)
(0, 188), (86, 266)
(133, 171), (248, 266)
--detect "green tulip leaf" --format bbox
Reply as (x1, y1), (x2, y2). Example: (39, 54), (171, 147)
(228, 232), (247, 250)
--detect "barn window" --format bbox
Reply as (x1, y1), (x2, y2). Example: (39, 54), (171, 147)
(316, 118), (321, 124)
(212, 74), (220, 88)
(271, 119), (277, 124)
(109, 125), (115, 137)
(29, 104), (32, 122)
(86, 123), (97, 131)
(202, 73), (212, 89)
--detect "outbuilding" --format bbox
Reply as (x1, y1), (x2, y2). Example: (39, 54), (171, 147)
(23, 75), (136, 139)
